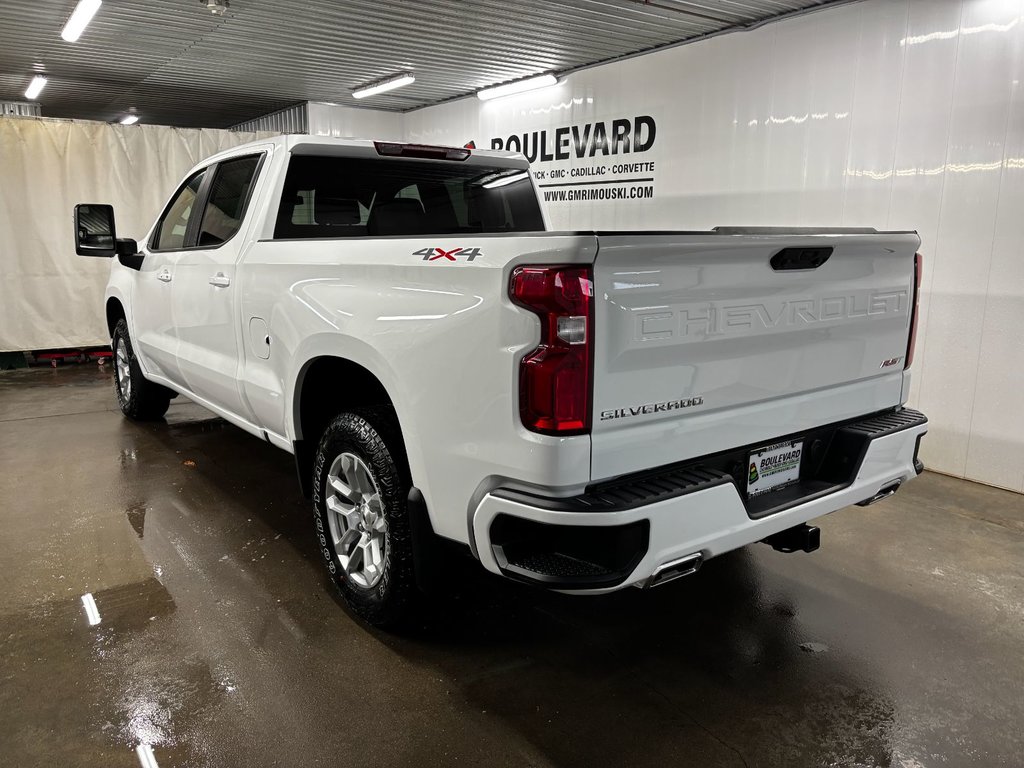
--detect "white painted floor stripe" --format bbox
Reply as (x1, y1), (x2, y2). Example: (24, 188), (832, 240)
(80, 593), (101, 626)
(135, 743), (159, 768)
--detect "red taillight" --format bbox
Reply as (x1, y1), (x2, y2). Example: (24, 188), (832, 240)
(510, 266), (593, 435)
(906, 252), (923, 369)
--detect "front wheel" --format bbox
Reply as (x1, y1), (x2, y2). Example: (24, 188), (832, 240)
(112, 319), (171, 420)
(312, 409), (417, 627)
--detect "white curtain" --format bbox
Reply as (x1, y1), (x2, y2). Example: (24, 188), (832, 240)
(0, 117), (273, 351)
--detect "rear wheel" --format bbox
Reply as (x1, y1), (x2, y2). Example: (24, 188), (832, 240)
(313, 409), (416, 627)
(112, 319), (171, 420)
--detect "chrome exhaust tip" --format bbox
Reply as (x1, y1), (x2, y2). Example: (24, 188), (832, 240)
(856, 479), (903, 507)
(646, 552), (703, 588)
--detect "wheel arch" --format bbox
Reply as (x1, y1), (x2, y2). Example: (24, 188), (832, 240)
(105, 296), (127, 339)
(291, 354), (409, 498)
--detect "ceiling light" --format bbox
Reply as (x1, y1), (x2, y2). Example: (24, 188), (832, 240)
(202, 0), (230, 14)
(352, 72), (415, 100)
(61, 0), (102, 43)
(477, 74), (559, 101)
(24, 75), (48, 100)
(120, 114), (139, 125)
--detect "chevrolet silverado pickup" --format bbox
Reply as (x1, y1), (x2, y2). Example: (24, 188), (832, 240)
(74, 136), (928, 626)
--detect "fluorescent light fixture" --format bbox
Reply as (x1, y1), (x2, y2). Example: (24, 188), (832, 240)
(352, 72), (415, 100)
(120, 114), (139, 125)
(477, 73), (558, 101)
(61, 0), (102, 42)
(483, 171), (530, 189)
(24, 75), (48, 100)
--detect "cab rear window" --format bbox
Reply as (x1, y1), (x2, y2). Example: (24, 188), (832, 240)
(273, 155), (543, 239)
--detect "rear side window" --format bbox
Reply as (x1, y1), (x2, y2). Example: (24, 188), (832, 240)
(274, 155), (543, 239)
(197, 155), (262, 246)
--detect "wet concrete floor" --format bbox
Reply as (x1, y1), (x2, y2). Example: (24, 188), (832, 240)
(1, 365), (1022, 767)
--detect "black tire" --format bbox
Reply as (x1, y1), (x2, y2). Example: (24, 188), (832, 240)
(312, 408), (417, 628)
(111, 318), (172, 420)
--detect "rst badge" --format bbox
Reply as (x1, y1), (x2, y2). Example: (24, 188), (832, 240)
(414, 247), (483, 262)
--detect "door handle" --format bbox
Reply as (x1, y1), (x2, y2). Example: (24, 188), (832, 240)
(157, 270), (172, 283)
(209, 273), (231, 288)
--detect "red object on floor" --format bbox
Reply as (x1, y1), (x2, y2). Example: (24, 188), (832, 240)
(33, 348), (110, 367)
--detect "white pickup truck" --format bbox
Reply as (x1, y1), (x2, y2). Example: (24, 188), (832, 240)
(75, 135), (928, 626)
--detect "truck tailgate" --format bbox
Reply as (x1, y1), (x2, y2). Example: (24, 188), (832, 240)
(590, 231), (921, 481)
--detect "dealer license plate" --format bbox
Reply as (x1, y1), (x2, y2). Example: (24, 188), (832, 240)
(747, 439), (803, 497)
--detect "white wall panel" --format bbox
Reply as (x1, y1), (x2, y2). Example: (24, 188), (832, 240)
(840, 0), (907, 227)
(917, 0), (1020, 481)
(964, 1), (1024, 492)
(305, 102), (404, 141)
(404, 0), (1024, 491)
(886, 0), (962, 422)
(717, 26), (777, 225)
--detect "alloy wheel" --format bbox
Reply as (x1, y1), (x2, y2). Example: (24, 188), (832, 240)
(325, 452), (387, 589)
(115, 339), (132, 400)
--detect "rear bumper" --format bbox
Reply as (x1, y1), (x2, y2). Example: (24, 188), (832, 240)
(471, 408), (927, 593)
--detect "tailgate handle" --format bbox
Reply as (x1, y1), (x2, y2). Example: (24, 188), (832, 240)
(770, 246), (833, 271)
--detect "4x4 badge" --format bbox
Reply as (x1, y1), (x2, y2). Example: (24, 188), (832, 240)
(413, 247), (483, 262)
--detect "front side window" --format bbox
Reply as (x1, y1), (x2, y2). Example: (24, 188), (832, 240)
(197, 155), (262, 246)
(274, 155), (543, 239)
(153, 169), (207, 250)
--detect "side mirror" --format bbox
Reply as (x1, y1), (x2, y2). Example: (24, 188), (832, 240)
(75, 203), (140, 265)
(74, 203), (117, 257)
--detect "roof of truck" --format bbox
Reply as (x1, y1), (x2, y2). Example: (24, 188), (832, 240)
(204, 134), (522, 163)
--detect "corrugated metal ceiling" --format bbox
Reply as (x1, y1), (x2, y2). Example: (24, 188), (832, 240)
(0, 0), (849, 128)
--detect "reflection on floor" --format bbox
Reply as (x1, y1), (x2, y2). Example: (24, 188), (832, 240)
(1, 365), (1021, 767)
